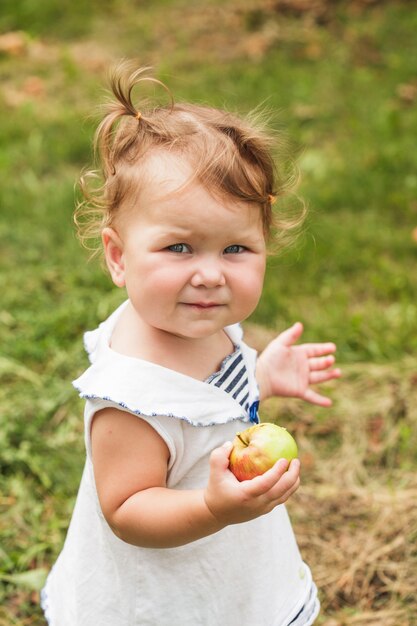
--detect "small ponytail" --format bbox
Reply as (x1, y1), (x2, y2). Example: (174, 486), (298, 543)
(93, 62), (174, 177)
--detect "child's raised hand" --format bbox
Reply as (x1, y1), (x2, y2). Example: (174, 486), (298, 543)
(204, 442), (300, 526)
(256, 322), (341, 407)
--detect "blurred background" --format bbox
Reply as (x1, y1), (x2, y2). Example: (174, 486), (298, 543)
(0, 1), (416, 624)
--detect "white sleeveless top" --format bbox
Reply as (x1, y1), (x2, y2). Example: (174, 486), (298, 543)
(41, 301), (319, 626)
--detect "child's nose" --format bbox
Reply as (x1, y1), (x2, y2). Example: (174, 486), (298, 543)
(190, 258), (226, 288)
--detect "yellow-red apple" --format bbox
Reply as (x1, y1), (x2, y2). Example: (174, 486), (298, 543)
(229, 422), (298, 481)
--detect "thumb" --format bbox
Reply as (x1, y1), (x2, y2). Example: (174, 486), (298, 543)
(275, 322), (303, 347)
(209, 441), (233, 474)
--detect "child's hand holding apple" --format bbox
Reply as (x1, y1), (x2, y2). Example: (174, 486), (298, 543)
(203, 424), (300, 527)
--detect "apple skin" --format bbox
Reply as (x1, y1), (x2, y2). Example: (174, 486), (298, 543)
(229, 422), (298, 482)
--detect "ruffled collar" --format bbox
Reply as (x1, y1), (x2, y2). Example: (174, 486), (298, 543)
(72, 300), (260, 427)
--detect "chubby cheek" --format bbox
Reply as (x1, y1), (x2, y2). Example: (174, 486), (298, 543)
(146, 269), (174, 292)
(132, 266), (183, 311)
(233, 263), (265, 317)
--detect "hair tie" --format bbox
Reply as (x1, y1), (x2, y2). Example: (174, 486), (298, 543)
(268, 194), (277, 205)
(135, 110), (142, 121)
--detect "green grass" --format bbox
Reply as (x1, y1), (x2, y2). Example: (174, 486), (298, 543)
(1, 1), (417, 624)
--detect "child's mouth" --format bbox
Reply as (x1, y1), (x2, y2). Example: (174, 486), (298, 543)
(185, 302), (222, 309)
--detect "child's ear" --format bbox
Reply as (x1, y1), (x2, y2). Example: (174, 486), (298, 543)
(102, 227), (126, 287)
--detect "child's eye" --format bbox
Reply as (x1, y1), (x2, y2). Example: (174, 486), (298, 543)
(167, 243), (190, 253)
(224, 244), (246, 254)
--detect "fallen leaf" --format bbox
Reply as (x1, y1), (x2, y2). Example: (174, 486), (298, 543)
(396, 82), (417, 104)
(22, 76), (46, 99)
(0, 31), (27, 56)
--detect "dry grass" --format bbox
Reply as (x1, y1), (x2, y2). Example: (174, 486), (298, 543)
(297, 480), (417, 625)
(248, 319), (417, 625)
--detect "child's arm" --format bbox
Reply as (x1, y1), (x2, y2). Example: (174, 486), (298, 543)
(256, 322), (341, 406)
(91, 407), (300, 549)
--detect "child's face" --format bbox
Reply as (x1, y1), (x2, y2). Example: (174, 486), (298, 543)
(103, 154), (267, 341)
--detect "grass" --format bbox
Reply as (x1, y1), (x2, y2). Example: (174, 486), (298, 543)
(1, 1), (416, 624)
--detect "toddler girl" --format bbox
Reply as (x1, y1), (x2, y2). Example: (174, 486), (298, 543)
(41, 64), (340, 626)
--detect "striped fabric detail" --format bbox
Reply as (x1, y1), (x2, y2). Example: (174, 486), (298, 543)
(205, 347), (250, 413)
(287, 582), (319, 625)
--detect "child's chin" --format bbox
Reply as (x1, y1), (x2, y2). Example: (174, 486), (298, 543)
(174, 324), (226, 340)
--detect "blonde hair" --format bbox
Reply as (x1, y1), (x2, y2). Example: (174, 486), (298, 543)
(75, 62), (305, 256)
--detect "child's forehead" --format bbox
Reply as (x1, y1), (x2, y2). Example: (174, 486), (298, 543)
(142, 151), (196, 198)
(134, 151), (222, 211)
(118, 149), (264, 236)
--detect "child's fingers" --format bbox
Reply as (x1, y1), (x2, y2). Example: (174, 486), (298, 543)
(271, 477), (301, 506)
(303, 388), (333, 407)
(209, 442), (233, 475)
(268, 465), (301, 503)
(243, 458), (294, 497)
(303, 342), (337, 357)
(275, 322), (304, 347)
(309, 355), (336, 371)
(310, 369), (342, 385)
